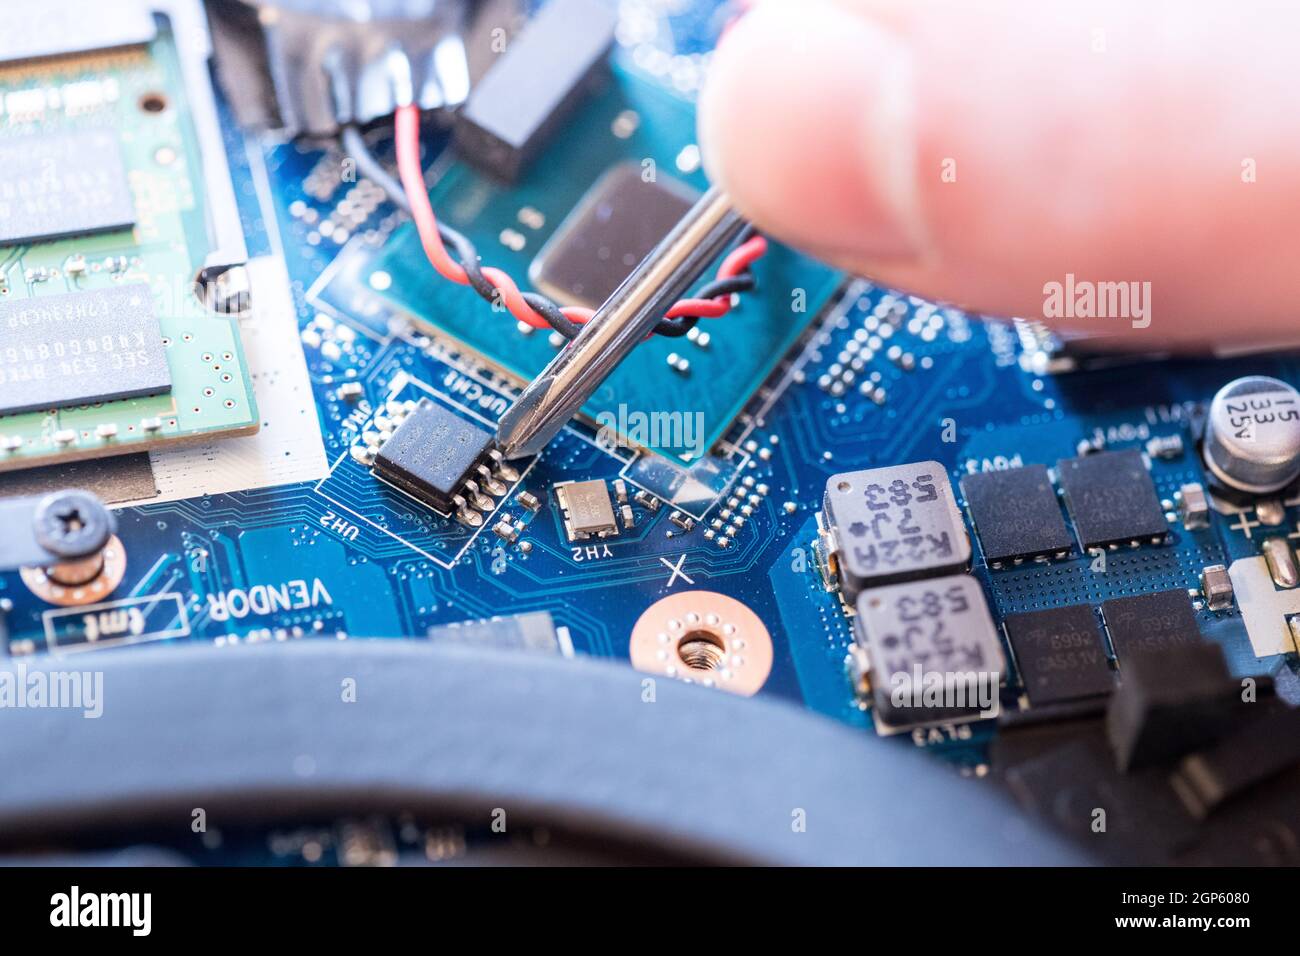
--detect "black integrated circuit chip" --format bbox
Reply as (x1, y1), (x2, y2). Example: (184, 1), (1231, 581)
(373, 398), (495, 512)
(0, 283), (170, 415)
(1056, 449), (1168, 549)
(1102, 589), (1204, 663)
(0, 128), (136, 246)
(1004, 605), (1114, 706)
(960, 465), (1072, 564)
(530, 163), (696, 309)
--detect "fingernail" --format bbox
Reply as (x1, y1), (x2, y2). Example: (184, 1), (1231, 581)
(699, 0), (924, 260)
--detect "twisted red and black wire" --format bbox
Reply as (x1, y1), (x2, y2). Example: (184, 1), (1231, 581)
(342, 105), (766, 342)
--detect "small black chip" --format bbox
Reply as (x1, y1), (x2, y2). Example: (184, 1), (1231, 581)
(373, 399), (494, 512)
(961, 465), (1072, 564)
(1004, 605), (1114, 706)
(1056, 449), (1168, 549)
(530, 163), (697, 309)
(1102, 589), (1204, 663)
(0, 128), (136, 246)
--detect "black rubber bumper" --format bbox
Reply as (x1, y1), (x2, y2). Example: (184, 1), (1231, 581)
(0, 640), (1088, 865)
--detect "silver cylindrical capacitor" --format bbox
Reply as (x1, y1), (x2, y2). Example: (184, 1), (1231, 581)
(1203, 376), (1300, 494)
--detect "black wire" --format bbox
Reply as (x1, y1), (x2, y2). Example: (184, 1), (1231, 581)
(341, 125), (411, 214)
(341, 125), (760, 341)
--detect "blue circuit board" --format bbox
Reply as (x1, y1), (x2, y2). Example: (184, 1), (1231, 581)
(1, 0), (1298, 787)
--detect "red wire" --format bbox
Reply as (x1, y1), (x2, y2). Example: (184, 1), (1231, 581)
(393, 103), (765, 336)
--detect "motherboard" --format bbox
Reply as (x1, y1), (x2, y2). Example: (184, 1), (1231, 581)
(2, 0), (1299, 867)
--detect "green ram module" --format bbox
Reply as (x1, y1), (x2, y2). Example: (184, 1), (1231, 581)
(0, 24), (256, 471)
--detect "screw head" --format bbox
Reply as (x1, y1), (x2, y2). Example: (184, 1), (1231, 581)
(32, 490), (115, 560)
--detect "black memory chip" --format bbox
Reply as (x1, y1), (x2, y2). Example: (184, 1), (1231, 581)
(1004, 604), (1114, 706)
(1102, 589), (1204, 663)
(529, 163), (697, 309)
(373, 399), (495, 512)
(961, 465), (1072, 563)
(0, 284), (170, 415)
(0, 128), (136, 246)
(1056, 449), (1168, 549)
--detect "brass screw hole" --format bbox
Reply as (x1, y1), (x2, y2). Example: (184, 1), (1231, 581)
(677, 630), (726, 671)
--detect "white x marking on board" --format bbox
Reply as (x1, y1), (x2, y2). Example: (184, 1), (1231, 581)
(660, 554), (695, 588)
